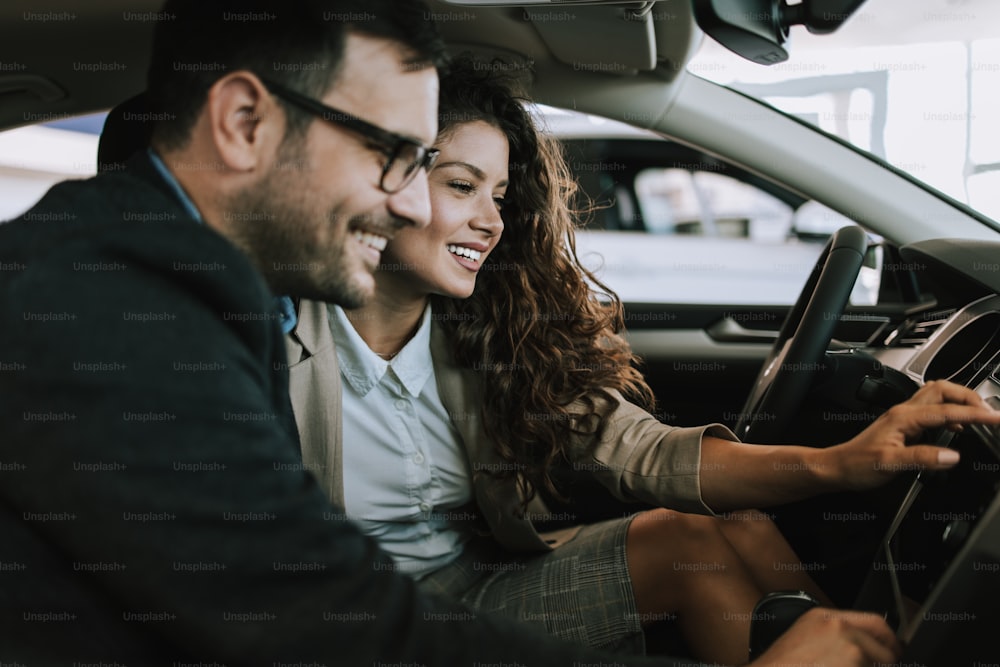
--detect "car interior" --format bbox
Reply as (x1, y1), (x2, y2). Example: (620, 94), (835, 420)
(2, 0), (999, 663)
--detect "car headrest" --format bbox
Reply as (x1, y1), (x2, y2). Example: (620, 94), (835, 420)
(97, 92), (152, 174)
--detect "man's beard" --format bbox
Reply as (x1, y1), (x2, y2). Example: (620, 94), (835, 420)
(222, 143), (371, 309)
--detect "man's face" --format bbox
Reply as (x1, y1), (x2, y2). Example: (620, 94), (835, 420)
(230, 33), (438, 307)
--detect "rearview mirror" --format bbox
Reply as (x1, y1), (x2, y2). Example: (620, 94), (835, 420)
(693, 0), (869, 65)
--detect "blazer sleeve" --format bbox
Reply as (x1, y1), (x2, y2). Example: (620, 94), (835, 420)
(567, 389), (740, 515)
(0, 205), (692, 666)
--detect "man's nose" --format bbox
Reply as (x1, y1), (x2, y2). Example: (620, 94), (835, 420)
(387, 168), (431, 229)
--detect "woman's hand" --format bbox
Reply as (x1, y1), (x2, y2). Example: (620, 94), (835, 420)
(700, 379), (1000, 510)
(750, 608), (902, 667)
(827, 380), (1000, 491)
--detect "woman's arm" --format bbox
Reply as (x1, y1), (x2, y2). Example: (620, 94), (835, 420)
(698, 380), (1000, 511)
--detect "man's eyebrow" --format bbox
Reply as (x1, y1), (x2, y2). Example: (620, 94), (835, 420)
(365, 125), (427, 148)
(396, 130), (433, 146)
(436, 161), (509, 188)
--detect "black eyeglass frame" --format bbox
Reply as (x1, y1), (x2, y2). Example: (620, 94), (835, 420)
(260, 77), (439, 194)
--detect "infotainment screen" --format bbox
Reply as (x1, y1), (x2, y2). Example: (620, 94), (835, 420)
(853, 393), (1000, 664)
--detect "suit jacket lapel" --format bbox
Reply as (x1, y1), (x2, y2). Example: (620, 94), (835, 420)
(286, 299), (345, 508)
(429, 323), (487, 466)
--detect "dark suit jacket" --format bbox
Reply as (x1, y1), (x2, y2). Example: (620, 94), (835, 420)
(0, 155), (694, 666)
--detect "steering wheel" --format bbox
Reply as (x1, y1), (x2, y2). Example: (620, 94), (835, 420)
(735, 225), (868, 443)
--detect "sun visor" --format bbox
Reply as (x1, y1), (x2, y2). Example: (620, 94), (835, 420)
(525, 4), (657, 75)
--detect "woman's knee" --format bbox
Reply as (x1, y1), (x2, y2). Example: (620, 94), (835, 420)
(626, 509), (761, 616)
(718, 508), (781, 543)
(627, 508), (729, 559)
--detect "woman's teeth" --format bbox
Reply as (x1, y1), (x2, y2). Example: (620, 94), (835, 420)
(447, 244), (481, 262)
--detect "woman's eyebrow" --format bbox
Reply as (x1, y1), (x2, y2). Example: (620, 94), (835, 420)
(436, 161), (486, 179)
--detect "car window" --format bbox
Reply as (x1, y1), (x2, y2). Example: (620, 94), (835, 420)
(548, 109), (875, 307)
(0, 113), (103, 221)
(634, 168), (793, 239)
(687, 5), (1000, 225)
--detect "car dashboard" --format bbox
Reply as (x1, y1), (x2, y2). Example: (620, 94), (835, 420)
(849, 238), (1000, 665)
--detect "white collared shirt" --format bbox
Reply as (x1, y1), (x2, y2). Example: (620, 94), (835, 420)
(330, 303), (473, 578)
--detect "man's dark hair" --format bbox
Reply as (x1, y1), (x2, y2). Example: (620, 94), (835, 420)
(147, 0), (447, 150)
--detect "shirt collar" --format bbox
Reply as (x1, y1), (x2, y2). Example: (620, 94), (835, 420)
(149, 148), (297, 334)
(328, 303), (434, 398)
(147, 148), (202, 222)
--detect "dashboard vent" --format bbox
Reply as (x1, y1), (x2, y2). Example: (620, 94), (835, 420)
(885, 308), (956, 347)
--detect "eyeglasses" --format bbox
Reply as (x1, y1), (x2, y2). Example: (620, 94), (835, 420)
(260, 78), (439, 194)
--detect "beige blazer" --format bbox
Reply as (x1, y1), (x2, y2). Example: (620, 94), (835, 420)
(285, 299), (733, 553)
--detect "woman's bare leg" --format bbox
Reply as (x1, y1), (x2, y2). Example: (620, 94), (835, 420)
(717, 509), (833, 606)
(627, 508), (763, 666)
(627, 508), (835, 664)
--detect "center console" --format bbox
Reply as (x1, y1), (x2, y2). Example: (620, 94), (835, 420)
(854, 391), (1000, 664)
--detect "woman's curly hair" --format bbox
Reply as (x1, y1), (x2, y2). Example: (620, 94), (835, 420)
(431, 55), (656, 507)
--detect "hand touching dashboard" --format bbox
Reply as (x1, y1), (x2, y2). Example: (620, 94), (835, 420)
(853, 388), (1000, 666)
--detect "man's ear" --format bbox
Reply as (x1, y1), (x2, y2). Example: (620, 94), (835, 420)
(204, 71), (284, 172)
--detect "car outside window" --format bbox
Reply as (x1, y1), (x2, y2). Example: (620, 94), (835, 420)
(544, 106), (874, 306)
(634, 168), (793, 240)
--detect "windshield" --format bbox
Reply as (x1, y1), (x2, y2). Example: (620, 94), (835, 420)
(687, 0), (1000, 222)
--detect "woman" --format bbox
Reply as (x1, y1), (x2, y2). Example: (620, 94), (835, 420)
(284, 55), (987, 664)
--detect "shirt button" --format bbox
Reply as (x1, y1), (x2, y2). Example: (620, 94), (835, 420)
(413, 452), (425, 465)
(419, 502), (431, 512)
(393, 399), (407, 410)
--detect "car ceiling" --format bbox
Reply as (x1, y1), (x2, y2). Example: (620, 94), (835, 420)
(1, 1), (157, 129)
(4, 0), (1000, 131)
(0, 0), (702, 131)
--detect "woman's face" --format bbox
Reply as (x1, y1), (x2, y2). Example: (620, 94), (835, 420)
(379, 120), (508, 300)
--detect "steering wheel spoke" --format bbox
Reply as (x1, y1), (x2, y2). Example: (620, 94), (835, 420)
(735, 225), (868, 443)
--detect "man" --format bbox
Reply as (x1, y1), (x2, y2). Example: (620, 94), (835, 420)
(0, 1), (904, 665)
